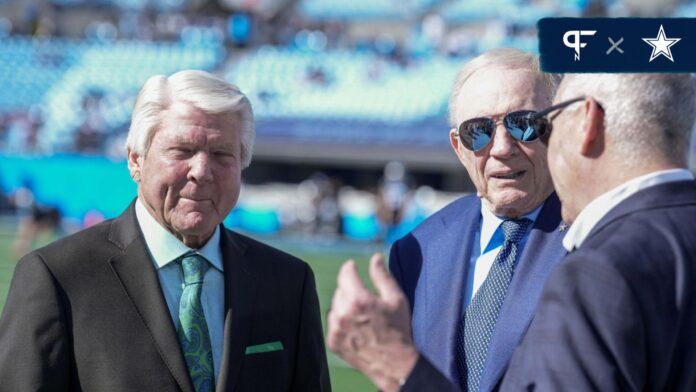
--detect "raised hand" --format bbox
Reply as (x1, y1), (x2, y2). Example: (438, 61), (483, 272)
(327, 253), (419, 392)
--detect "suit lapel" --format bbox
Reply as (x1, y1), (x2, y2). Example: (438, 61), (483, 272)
(479, 193), (567, 391)
(216, 228), (260, 392)
(107, 203), (195, 392)
(419, 196), (480, 381)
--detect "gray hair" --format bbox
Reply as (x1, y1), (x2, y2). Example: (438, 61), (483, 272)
(558, 73), (696, 167)
(448, 47), (560, 127)
(126, 69), (255, 168)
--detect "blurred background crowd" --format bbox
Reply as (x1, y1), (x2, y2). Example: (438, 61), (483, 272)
(1, 0), (696, 248)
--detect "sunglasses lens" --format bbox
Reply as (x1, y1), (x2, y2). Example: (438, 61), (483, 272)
(505, 111), (549, 142)
(460, 119), (494, 151)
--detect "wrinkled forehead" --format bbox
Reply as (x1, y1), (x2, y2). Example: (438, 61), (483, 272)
(453, 67), (551, 124)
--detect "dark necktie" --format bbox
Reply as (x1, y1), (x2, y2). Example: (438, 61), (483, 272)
(455, 218), (532, 391)
(177, 254), (215, 392)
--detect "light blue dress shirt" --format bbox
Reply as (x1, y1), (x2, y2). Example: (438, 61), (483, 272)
(463, 202), (543, 309)
(135, 200), (225, 381)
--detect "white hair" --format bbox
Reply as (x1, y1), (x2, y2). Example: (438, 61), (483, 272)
(558, 73), (696, 166)
(448, 47), (560, 127)
(126, 69), (255, 168)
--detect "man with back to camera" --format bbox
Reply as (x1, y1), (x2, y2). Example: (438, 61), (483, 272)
(500, 73), (696, 390)
(326, 72), (696, 391)
(0, 70), (331, 391)
(328, 48), (568, 391)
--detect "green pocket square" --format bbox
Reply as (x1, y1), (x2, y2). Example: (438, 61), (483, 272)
(245, 341), (284, 355)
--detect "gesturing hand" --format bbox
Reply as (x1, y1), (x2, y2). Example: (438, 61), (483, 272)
(327, 253), (419, 392)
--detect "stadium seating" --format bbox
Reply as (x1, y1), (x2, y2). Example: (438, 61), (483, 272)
(440, 0), (556, 24)
(50, 0), (190, 11)
(299, 0), (439, 20)
(41, 39), (223, 149)
(299, 0), (583, 22)
(0, 36), (224, 150)
(226, 46), (461, 144)
(0, 37), (79, 111)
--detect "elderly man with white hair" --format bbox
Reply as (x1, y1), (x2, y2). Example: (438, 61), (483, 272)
(0, 70), (331, 391)
(501, 73), (696, 391)
(328, 48), (567, 392)
(327, 71), (696, 391)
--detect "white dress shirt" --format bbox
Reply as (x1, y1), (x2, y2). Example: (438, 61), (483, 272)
(463, 202), (543, 308)
(135, 199), (225, 381)
(563, 168), (695, 252)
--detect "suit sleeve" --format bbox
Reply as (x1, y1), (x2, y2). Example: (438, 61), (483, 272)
(401, 355), (462, 392)
(500, 251), (645, 391)
(389, 238), (417, 314)
(291, 264), (331, 392)
(389, 239), (405, 288)
(0, 252), (70, 390)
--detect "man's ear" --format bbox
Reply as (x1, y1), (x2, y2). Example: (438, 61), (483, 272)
(127, 148), (143, 182)
(580, 98), (605, 157)
(449, 128), (467, 164)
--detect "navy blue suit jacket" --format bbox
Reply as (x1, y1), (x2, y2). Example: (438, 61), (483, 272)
(390, 193), (566, 391)
(501, 180), (696, 391)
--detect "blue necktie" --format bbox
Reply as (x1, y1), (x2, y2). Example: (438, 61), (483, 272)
(455, 218), (532, 391)
(177, 254), (215, 392)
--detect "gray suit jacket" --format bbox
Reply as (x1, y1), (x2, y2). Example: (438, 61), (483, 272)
(0, 202), (331, 391)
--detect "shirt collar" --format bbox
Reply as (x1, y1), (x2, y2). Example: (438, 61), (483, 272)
(480, 200), (544, 252)
(563, 168), (694, 252)
(135, 199), (224, 272)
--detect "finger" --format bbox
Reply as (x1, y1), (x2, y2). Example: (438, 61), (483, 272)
(368, 253), (403, 302)
(327, 286), (350, 347)
(329, 282), (347, 318)
(337, 260), (369, 295)
(326, 309), (346, 351)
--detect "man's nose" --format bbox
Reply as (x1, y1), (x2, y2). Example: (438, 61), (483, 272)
(188, 153), (213, 182)
(488, 123), (519, 158)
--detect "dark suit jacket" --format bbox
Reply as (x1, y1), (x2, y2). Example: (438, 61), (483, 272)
(0, 202), (331, 391)
(500, 180), (696, 391)
(390, 193), (566, 392)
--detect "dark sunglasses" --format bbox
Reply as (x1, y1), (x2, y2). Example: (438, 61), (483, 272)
(455, 97), (586, 152)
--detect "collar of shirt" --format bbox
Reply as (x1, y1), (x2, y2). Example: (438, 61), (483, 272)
(479, 201), (544, 253)
(135, 199), (224, 272)
(563, 168), (695, 252)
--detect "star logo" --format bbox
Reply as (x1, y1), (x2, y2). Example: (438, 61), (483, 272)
(642, 24), (681, 62)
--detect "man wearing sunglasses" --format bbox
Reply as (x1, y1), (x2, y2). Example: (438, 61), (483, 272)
(328, 72), (696, 392)
(328, 48), (567, 392)
(500, 73), (696, 391)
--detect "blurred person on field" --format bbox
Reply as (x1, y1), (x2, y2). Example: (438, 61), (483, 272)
(10, 179), (61, 258)
(376, 161), (413, 241)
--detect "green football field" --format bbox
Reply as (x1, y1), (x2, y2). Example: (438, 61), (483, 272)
(0, 226), (378, 391)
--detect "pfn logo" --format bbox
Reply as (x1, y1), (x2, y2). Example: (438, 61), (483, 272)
(563, 30), (597, 61)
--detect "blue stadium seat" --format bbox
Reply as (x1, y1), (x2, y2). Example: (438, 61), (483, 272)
(224, 47), (461, 145)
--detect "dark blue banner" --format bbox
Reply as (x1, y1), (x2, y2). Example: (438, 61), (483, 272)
(538, 18), (696, 72)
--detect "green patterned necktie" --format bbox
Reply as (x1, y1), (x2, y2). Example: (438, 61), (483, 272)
(178, 253), (215, 392)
